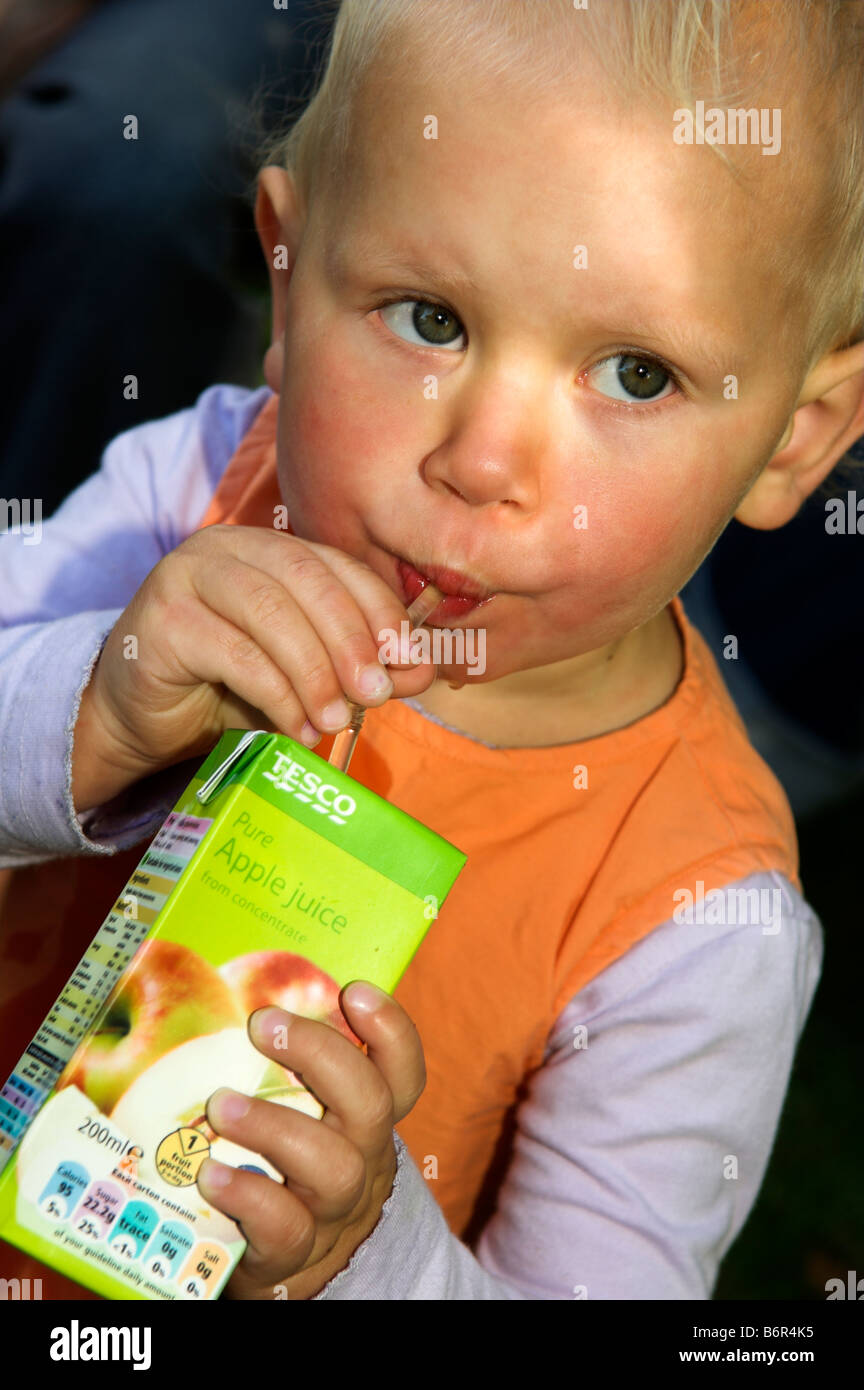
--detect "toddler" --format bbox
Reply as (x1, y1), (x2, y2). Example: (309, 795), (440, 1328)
(2, 0), (863, 1299)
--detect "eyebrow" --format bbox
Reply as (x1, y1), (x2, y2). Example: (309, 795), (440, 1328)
(326, 240), (481, 298)
(328, 241), (735, 377)
(603, 320), (735, 376)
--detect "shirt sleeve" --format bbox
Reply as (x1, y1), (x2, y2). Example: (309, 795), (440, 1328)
(312, 870), (823, 1300)
(0, 383), (272, 866)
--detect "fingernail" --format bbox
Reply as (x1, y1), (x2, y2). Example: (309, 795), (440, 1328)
(358, 664), (393, 697)
(198, 1158), (233, 1191)
(300, 720), (321, 747)
(208, 1087), (251, 1124)
(320, 698), (351, 730)
(344, 981), (388, 1013)
(250, 1005), (292, 1043)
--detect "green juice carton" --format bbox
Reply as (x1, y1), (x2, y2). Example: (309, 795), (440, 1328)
(0, 729), (465, 1300)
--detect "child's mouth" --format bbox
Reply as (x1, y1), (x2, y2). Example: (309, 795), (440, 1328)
(396, 558), (497, 622)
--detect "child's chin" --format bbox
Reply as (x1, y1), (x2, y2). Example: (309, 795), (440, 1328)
(398, 623), (489, 687)
(432, 662), (491, 688)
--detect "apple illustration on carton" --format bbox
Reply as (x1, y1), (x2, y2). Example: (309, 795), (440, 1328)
(110, 1025), (324, 1232)
(57, 940), (243, 1114)
(219, 951), (360, 1105)
(219, 951), (359, 1044)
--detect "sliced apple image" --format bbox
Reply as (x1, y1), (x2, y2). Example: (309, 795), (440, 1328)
(57, 939), (244, 1115)
(110, 1027), (322, 1162)
(111, 1026), (322, 1239)
(111, 1028), (273, 1220)
(219, 950), (359, 1107)
(111, 1026), (270, 1135)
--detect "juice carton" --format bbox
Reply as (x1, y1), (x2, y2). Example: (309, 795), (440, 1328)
(0, 729), (465, 1300)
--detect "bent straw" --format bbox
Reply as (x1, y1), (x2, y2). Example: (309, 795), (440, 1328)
(328, 583), (443, 774)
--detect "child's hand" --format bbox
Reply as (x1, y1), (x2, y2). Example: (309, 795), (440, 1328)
(71, 527), (436, 812)
(196, 984), (425, 1300)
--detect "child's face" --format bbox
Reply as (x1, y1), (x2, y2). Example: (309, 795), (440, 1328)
(265, 53), (811, 687)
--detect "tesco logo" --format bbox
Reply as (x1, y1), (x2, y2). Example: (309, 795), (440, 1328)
(262, 751), (357, 826)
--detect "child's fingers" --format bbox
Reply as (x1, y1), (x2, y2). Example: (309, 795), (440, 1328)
(196, 1158), (317, 1285)
(248, 1001), (425, 1139)
(285, 537), (417, 633)
(195, 526), (417, 662)
(298, 542), (440, 694)
(187, 530), (435, 714)
(152, 594), (324, 749)
(203, 1091), (365, 1224)
(247, 533), (439, 682)
(188, 553), (382, 733)
(247, 1007), (394, 1145)
(339, 984), (428, 1126)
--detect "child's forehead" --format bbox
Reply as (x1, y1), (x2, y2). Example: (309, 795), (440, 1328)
(354, 1), (821, 182)
(335, 19), (822, 343)
(357, 0), (800, 111)
(348, 63), (796, 252)
(352, 10), (807, 183)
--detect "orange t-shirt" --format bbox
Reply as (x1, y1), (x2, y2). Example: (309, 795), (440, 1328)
(0, 390), (799, 1295)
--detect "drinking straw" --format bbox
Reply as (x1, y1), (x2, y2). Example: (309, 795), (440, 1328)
(328, 583), (443, 773)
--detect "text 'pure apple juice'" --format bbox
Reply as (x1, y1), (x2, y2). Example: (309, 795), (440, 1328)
(0, 729), (466, 1301)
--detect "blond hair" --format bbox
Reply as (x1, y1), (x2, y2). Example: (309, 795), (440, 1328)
(257, 0), (864, 399)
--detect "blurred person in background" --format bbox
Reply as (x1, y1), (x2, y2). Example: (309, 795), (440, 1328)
(0, 0), (335, 519)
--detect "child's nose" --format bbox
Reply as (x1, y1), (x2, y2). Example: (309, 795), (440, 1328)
(420, 377), (547, 510)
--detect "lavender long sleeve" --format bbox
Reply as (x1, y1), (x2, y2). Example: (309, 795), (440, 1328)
(0, 384), (823, 1299)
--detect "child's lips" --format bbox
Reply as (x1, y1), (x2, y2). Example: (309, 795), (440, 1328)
(396, 558), (497, 622)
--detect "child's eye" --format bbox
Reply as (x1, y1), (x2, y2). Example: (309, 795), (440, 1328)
(378, 299), (466, 351)
(589, 354), (677, 404)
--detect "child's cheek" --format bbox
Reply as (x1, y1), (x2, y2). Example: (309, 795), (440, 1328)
(276, 346), (391, 540)
(544, 448), (731, 638)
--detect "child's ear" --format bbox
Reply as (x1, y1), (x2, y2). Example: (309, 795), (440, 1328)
(735, 338), (864, 529)
(254, 166), (304, 392)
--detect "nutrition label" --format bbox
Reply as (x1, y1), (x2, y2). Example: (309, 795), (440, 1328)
(37, 1156), (230, 1300)
(0, 813), (212, 1173)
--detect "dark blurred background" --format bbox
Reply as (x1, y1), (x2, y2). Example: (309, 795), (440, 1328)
(0, 0), (861, 1300)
